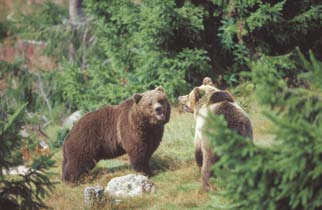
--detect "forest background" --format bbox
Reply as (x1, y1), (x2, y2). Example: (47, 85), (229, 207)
(0, 0), (321, 209)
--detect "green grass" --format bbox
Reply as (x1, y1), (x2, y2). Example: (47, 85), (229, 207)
(43, 101), (273, 210)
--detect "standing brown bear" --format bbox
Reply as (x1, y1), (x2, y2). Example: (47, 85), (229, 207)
(62, 87), (171, 183)
(178, 77), (253, 191)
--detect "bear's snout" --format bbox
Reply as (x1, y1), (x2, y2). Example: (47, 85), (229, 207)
(155, 106), (162, 113)
(178, 95), (188, 104)
(154, 104), (165, 121)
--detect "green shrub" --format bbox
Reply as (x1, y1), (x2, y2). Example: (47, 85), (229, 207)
(51, 127), (69, 149)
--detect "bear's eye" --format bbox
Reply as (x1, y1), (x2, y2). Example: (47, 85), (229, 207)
(148, 102), (153, 106)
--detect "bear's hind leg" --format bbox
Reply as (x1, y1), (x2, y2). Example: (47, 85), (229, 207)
(195, 146), (203, 169)
(201, 141), (219, 191)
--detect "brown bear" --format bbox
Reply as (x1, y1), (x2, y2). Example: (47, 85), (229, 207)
(178, 77), (253, 191)
(62, 86), (171, 183)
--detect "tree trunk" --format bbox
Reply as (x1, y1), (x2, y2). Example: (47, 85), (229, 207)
(69, 0), (84, 23)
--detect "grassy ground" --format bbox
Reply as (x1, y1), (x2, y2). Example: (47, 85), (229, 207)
(43, 98), (273, 210)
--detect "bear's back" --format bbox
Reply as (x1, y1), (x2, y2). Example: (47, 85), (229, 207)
(209, 101), (253, 140)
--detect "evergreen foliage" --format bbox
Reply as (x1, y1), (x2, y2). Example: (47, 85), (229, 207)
(207, 50), (322, 210)
(6, 0), (320, 110)
(213, 0), (322, 61)
(0, 104), (55, 210)
(59, 0), (321, 109)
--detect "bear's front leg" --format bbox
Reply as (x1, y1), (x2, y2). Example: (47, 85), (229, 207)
(195, 143), (203, 169)
(63, 158), (97, 183)
(63, 160), (83, 183)
(127, 146), (153, 176)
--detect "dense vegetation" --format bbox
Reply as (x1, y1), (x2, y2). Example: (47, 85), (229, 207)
(1, 0), (321, 110)
(67, 0), (322, 108)
(0, 0), (321, 209)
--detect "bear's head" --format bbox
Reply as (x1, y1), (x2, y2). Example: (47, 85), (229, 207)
(132, 86), (171, 125)
(178, 77), (219, 113)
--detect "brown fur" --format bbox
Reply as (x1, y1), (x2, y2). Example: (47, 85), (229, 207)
(178, 77), (253, 191)
(211, 101), (253, 138)
(207, 91), (235, 104)
(62, 87), (171, 183)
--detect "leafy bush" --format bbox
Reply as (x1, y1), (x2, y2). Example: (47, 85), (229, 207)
(207, 50), (322, 210)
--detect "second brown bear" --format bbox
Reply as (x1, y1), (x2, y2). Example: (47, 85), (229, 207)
(62, 87), (171, 183)
(178, 78), (253, 191)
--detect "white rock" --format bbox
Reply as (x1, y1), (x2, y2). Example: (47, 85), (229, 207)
(63, 110), (82, 128)
(2, 165), (31, 176)
(39, 140), (49, 149)
(105, 174), (156, 197)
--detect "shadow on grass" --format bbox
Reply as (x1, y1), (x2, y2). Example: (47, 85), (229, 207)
(76, 160), (130, 183)
(151, 154), (194, 174)
(76, 154), (194, 183)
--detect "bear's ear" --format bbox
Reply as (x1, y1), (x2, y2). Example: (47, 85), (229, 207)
(202, 77), (214, 86)
(208, 91), (235, 104)
(155, 86), (165, 92)
(133, 94), (143, 104)
(194, 87), (206, 102)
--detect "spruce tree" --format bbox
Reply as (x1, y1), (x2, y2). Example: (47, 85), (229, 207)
(207, 50), (322, 210)
(0, 104), (55, 210)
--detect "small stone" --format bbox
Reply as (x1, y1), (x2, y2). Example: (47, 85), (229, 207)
(39, 141), (49, 149)
(84, 186), (104, 208)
